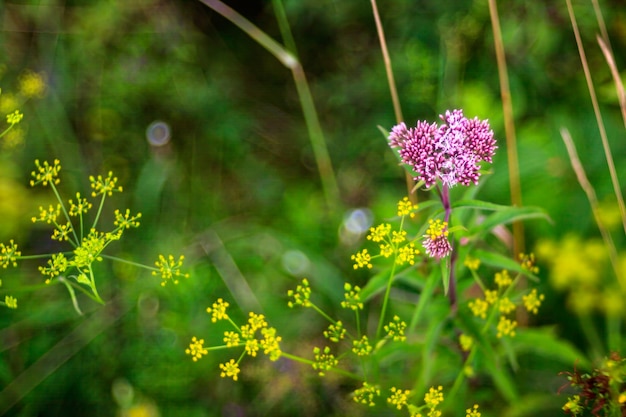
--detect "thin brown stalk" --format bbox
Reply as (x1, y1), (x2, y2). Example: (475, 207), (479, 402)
(565, 0), (626, 235)
(560, 128), (622, 290)
(488, 0), (524, 256)
(370, 0), (416, 202)
(597, 35), (626, 130)
(591, 0), (613, 56)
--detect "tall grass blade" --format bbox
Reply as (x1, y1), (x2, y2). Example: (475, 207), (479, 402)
(560, 128), (621, 290)
(597, 35), (626, 130)
(565, 0), (626, 235)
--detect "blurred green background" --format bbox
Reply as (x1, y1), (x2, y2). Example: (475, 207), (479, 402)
(0, 0), (624, 415)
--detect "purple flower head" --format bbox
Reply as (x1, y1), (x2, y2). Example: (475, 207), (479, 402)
(388, 109), (497, 188)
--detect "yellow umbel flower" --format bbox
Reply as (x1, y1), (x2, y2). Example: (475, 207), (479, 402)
(185, 336), (208, 362)
(247, 312), (268, 332)
(391, 230), (407, 244)
(113, 209), (142, 229)
(522, 289), (545, 314)
(68, 193), (92, 216)
(494, 270), (512, 288)
(352, 335), (373, 356)
(0, 92), (19, 114)
(387, 386), (411, 410)
(396, 242), (418, 266)
(30, 159), (61, 187)
(466, 404), (481, 417)
(51, 224), (73, 242)
(244, 338), (259, 357)
(424, 386), (443, 408)
(498, 297), (516, 314)
(496, 316), (517, 338)
(4, 295), (17, 309)
(89, 171), (122, 196)
(397, 196), (418, 217)
(459, 334), (473, 352)
(519, 252), (539, 274)
(223, 331), (240, 347)
(219, 359), (240, 381)
(287, 278), (312, 308)
(425, 219), (448, 240)
(259, 327), (282, 361)
(6, 110), (23, 125)
(324, 321), (346, 342)
(384, 315), (407, 342)
(0, 240), (21, 268)
(312, 346), (338, 376)
(341, 283), (363, 310)
(351, 249), (372, 269)
(32, 204), (61, 224)
(18, 70), (47, 98)
(39, 253), (68, 282)
(468, 298), (488, 319)
(353, 382), (380, 407)
(464, 256), (480, 271)
(152, 254), (189, 286)
(367, 223), (391, 242)
(206, 298), (229, 322)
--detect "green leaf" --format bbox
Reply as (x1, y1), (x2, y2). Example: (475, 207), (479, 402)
(360, 268), (391, 302)
(468, 206), (552, 236)
(456, 312), (518, 402)
(512, 327), (591, 369)
(408, 268), (439, 332)
(453, 199), (516, 211)
(473, 249), (541, 282)
(441, 257), (450, 295)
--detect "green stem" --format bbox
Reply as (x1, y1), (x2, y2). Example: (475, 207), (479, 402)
(87, 267), (104, 304)
(101, 254), (157, 273)
(579, 313), (605, 360)
(310, 302), (337, 325)
(376, 262), (398, 340)
(50, 183), (80, 244)
(280, 352), (361, 380)
(91, 194), (106, 231)
(58, 276), (83, 315)
(606, 314), (621, 354)
(408, 268), (439, 334)
(0, 124), (15, 139)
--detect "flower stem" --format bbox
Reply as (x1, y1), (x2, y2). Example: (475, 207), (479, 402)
(376, 261), (398, 340)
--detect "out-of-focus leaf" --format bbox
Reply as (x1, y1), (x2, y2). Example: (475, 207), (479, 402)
(360, 268), (392, 302)
(473, 249), (541, 282)
(512, 327), (591, 369)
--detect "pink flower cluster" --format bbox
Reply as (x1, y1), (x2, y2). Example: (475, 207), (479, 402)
(388, 109), (497, 188)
